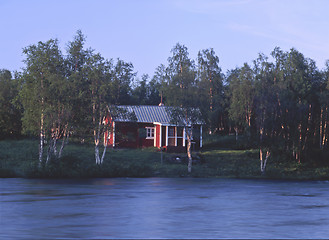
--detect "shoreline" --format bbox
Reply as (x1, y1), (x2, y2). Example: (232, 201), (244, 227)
(1, 139), (329, 180)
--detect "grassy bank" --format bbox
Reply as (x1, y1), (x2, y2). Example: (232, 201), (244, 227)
(1, 137), (329, 180)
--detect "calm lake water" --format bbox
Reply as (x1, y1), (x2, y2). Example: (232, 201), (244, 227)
(1, 178), (329, 239)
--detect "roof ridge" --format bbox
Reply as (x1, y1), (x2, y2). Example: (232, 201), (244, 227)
(116, 105), (166, 107)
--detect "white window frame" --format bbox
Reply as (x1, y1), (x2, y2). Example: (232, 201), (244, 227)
(146, 127), (155, 139)
(168, 127), (175, 137)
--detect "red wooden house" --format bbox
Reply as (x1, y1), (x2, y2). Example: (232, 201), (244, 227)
(104, 105), (203, 151)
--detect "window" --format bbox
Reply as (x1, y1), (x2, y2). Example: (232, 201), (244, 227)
(146, 127), (155, 139)
(168, 127), (175, 137)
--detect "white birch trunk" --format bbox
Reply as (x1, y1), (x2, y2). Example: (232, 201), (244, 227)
(39, 111), (44, 167)
(39, 73), (45, 167)
(95, 144), (100, 165)
(323, 120), (328, 148)
(58, 138), (65, 159)
(186, 127), (193, 173)
(297, 122), (302, 163)
(187, 136), (192, 173)
(100, 137), (109, 164)
(234, 127), (238, 142)
(93, 102), (100, 165)
(94, 122), (101, 165)
(58, 125), (69, 159)
(260, 149), (270, 175)
(322, 107), (328, 149)
(264, 151), (270, 172)
(94, 108), (107, 165)
(53, 137), (58, 157)
(302, 104), (312, 151)
(46, 138), (53, 164)
(260, 148), (263, 173)
(47, 135), (58, 164)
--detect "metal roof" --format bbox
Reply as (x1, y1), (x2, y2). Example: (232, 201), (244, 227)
(111, 105), (203, 125)
(113, 105), (172, 124)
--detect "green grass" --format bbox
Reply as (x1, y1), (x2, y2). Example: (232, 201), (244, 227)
(0, 139), (39, 177)
(1, 137), (329, 180)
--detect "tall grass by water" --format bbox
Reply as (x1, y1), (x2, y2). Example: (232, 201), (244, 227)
(1, 136), (329, 179)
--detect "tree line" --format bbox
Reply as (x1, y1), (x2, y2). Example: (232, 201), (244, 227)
(1, 30), (329, 171)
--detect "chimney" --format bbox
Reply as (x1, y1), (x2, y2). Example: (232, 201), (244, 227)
(159, 92), (164, 106)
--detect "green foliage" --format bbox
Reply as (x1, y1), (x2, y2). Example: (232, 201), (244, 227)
(131, 74), (161, 105)
(160, 43), (198, 108)
(0, 69), (22, 138)
(197, 48), (225, 132)
(224, 47), (329, 167)
(1, 31), (329, 172)
(20, 39), (66, 134)
(228, 63), (254, 128)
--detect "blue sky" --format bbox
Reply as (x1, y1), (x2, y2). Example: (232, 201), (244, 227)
(1, 0), (329, 78)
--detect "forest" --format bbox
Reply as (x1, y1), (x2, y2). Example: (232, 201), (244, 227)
(1, 30), (329, 176)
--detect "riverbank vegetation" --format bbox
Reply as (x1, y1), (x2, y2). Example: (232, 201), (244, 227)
(1, 137), (329, 180)
(1, 30), (329, 177)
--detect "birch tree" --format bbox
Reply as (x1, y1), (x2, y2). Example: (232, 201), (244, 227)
(111, 59), (135, 105)
(319, 61), (329, 150)
(228, 63), (255, 140)
(169, 107), (202, 173)
(197, 48), (224, 133)
(253, 54), (276, 174)
(252, 48), (325, 169)
(163, 43), (201, 173)
(65, 30), (90, 142)
(275, 49), (320, 163)
(83, 52), (114, 164)
(20, 39), (68, 166)
(83, 50), (135, 164)
(164, 43), (195, 107)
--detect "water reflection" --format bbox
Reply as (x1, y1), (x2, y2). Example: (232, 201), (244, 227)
(1, 178), (329, 239)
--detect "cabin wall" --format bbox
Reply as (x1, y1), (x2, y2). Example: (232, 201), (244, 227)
(109, 122), (156, 148)
(115, 122), (139, 148)
(104, 117), (203, 151)
(138, 123), (155, 148)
